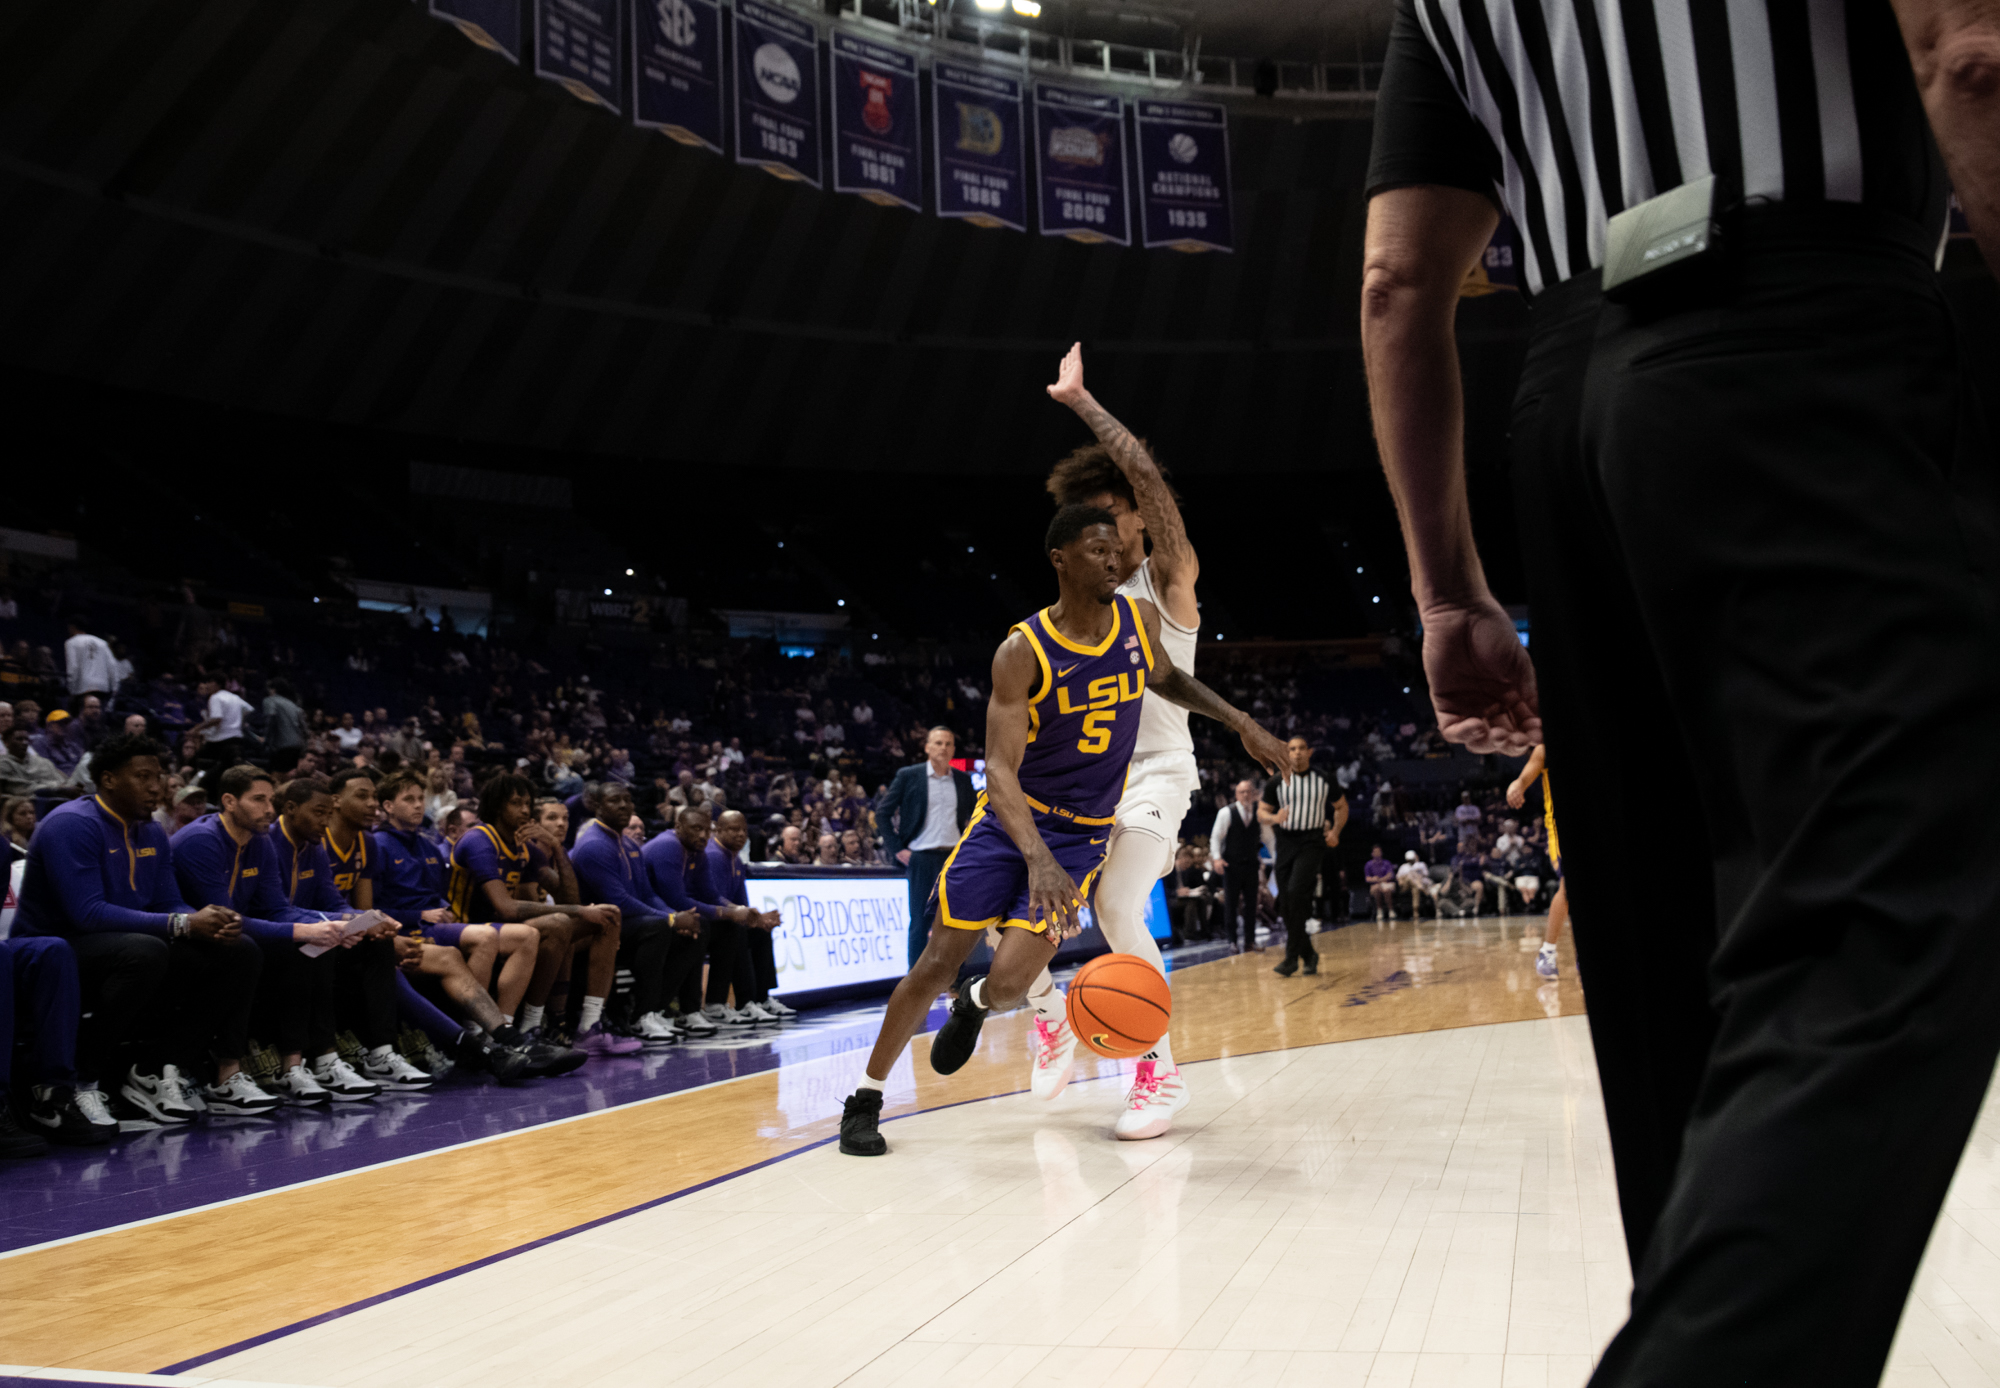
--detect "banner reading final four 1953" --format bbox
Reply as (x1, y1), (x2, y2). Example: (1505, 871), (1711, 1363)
(431, 0), (521, 63)
(534, 0), (621, 111)
(829, 33), (920, 211)
(632, 0), (725, 153)
(734, 0), (821, 187)
(1033, 83), (1129, 245)
(932, 63), (1026, 231)
(1134, 100), (1232, 253)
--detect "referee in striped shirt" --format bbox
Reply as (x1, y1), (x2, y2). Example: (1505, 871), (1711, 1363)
(1257, 737), (1347, 977)
(1361, 0), (1998, 1381)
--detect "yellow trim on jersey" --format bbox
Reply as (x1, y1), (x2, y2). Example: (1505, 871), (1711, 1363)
(1038, 598), (1121, 657)
(1022, 793), (1116, 826)
(1543, 770), (1560, 868)
(935, 795), (1002, 932)
(1129, 596), (1157, 671)
(1013, 621), (1053, 744)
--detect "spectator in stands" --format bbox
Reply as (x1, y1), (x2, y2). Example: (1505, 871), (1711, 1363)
(165, 783), (208, 834)
(814, 833), (842, 866)
(773, 824), (808, 864)
(569, 782), (700, 1043)
(1445, 841), (1488, 917)
(0, 726), (79, 800)
(262, 678), (307, 774)
(839, 828), (879, 865)
(1, 794), (32, 852)
(30, 709), (84, 783)
(12, 733), (277, 1121)
(189, 677), (254, 778)
(170, 764), (395, 1104)
(709, 810), (790, 1018)
(332, 713), (363, 757)
(63, 616), (117, 700)
(604, 748), (635, 785)
(1364, 846), (1397, 921)
(440, 805), (476, 847)
(0, 703), (11, 739)
(450, 773), (633, 1057)
(1453, 790), (1483, 841)
(424, 769), (458, 829)
(10, 698), (37, 732)
(1397, 850), (1437, 918)
(72, 694), (111, 751)
(1170, 843), (1219, 944)
(876, 726), (975, 968)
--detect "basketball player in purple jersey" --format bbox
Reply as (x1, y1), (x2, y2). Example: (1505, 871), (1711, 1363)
(1024, 341), (1209, 1139)
(839, 506), (1288, 1156)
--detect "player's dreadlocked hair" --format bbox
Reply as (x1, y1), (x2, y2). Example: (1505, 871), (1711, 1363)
(1044, 442), (1181, 510)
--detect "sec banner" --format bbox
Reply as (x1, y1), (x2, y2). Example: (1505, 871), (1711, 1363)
(932, 62), (1025, 231)
(734, 0), (820, 187)
(1033, 83), (1129, 245)
(430, 0), (521, 63)
(632, 0), (723, 152)
(829, 34), (919, 210)
(1135, 100), (1232, 252)
(534, 0), (621, 111)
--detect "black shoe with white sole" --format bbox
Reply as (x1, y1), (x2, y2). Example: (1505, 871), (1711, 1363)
(0, 1097), (50, 1157)
(28, 1086), (116, 1146)
(928, 979), (990, 1076)
(839, 1089), (887, 1156)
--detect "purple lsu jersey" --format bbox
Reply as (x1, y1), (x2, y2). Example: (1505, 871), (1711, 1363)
(1012, 593), (1158, 824)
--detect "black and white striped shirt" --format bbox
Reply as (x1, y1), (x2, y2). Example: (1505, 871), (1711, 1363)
(1261, 770), (1343, 834)
(1366, 0), (1950, 294)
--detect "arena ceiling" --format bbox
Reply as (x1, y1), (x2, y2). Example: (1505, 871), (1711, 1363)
(1070, 0), (1396, 63)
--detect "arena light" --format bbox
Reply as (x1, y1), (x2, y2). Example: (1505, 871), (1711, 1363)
(837, 599), (846, 606)
(1011, 0), (1041, 14)
(1372, 596), (1381, 603)
(603, 587), (613, 596)
(624, 567), (634, 576)
(966, 545), (974, 553)
(973, 0), (1005, 10)
(1355, 566), (1363, 573)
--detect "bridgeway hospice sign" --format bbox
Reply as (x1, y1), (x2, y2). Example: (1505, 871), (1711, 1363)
(753, 873), (909, 994)
(631, 0), (724, 152)
(734, 0), (821, 186)
(1134, 100), (1232, 252)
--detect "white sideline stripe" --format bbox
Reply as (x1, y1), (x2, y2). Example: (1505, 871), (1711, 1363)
(0, 1067), (778, 1263)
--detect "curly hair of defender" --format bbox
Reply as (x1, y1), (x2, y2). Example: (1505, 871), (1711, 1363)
(1044, 442), (1180, 510)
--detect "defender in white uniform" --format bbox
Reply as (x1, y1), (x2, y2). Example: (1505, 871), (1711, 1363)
(1031, 342), (1203, 1140)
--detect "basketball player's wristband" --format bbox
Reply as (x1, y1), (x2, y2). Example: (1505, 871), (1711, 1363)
(170, 913), (191, 939)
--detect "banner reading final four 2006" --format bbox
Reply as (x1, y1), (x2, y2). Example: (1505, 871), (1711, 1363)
(1033, 83), (1129, 245)
(632, 0), (724, 152)
(431, 0), (521, 63)
(734, 0), (820, 186)
(933, 63), (1025, 230)
(1134, 100), (1232, 252)
(535, 0), (621, 110)
(829, 33), (919, 210)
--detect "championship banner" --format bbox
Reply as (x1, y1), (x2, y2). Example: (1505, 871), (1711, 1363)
(534, 0), (621, 111)
(829, 33), (919, 210)
(932, 62), (1026, 230)
(1033, 83), (1129, 245)
(631, 0), (724, 151)
(430, 0), (521, 63)
(1134, 100), (1232, 252)
(733, 0), (820, 186)
(1460, 214), (1521, 296)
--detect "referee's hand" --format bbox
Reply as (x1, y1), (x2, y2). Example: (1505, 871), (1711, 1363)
(1420, 596), (1542, 756)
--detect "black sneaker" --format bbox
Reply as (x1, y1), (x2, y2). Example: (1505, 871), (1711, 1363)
(1303, 960), (1319, 976)
(0, 1097), (50, 1157)
(508, 1026), (587, 1078)
(1272, 961), (1298, 978)
(452, 1028), (532, 1086)
(928, 978), (989, 1075)
(29, 1085), (117, 1146)
(839, 1089), (887, 1156)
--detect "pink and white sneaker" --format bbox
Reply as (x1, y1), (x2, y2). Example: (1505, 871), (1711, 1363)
(1113, 1061), (1189, 1141)
(1029, 1015), (1078, 1100)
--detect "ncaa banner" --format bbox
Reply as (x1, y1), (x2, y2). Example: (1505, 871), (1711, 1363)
(534, 0), (621, 111)
(734, 0), (820, 186)
(1033, 83), (1129, 245)
(631, 0), (723, 152)
(933, 63), (1025, 230)
(1134, 101), (1232, 252)
(430, 0), (522, 63)
(829, 33), (919, 210)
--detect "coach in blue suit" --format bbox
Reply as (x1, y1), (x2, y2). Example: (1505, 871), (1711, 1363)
(877, 726), (976, 968)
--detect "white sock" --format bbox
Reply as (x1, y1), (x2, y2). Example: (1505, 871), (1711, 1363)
(313, 1051), (340, 1068)
(1140, 1037), (1175, 1069)
(1027, 974), (1064, 1020)
(579, 997), (605, 1030)
(367, 1045), (394, 1063)
(856, 1076), (884, 1093)
(500, 1014), (515, 1027)
(520, 1004), (546, 1031)
(969, 977), (988, 1010)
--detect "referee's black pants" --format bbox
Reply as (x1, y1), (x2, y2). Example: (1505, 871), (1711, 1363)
(1271, 831), (1322, 969)
(1511, 205), (2000, 1388)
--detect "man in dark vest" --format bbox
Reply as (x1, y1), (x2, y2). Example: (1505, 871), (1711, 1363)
(1208, 779), (1263, 952)
(876, 726), (976, 969)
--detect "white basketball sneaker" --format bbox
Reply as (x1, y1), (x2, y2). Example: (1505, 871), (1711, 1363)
(1029, 1015), (1078, 1100)
(1113, 1060), (1189, 1141)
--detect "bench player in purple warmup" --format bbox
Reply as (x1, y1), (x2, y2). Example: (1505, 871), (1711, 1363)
(838, 505), (1289, 1156)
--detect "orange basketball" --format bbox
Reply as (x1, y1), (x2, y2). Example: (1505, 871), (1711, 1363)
(1067, 952), (1172, 1058)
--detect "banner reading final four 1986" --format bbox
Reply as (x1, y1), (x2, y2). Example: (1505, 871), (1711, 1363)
(534, 0), (621, 111)
(632, 0), (724, 152)
(431, 0), (521, 63)
(1134, 100), (1232, 252)
(829, 33), (920, 211)
(932, 63), (1026, 231)
(1033, 83), (1129, 245)
(734, 0), (821, 187)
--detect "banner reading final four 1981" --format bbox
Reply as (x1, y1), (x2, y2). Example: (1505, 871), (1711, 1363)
(829, 33), (920, 211)
(734, 0), (821, 187)
(632, 0), (725, 153)
(1033, 83), (1129, 245)
(534, 0), (621, 110)
(1134, 100), (1233, 252)
(431, 0), (521, 63)
(932, 63), (1026, 231)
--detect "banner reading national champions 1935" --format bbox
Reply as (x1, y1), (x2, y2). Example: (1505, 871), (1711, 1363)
(829, 33), (920, 211)
(534, 0), (621, 111)
(932, 62), (1027, 231)
(1033, 82), (1130, 245)
(431, 0), (522, 63)
(1134, 100), (1232, 253)
(632, 0), (725, 153)
(734, 0), (821, 186)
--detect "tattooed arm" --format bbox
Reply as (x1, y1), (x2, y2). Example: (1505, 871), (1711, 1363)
(1046, 342), (1201, 629)
(1132, 599), (1288, 779)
